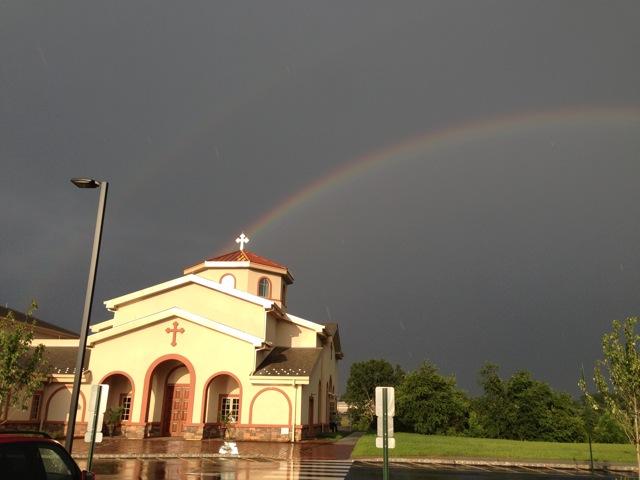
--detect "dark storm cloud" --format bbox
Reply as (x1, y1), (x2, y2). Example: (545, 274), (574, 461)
(1, 1), (639, 394)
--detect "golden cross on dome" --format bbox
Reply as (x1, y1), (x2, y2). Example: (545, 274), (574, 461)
(235, 232), (250, 251)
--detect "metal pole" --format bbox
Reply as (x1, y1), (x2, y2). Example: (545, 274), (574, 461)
(383, 388), (389, 480)
(86, 386), (102, 472)
(581, 364), (594, 472)
(65, 182), (108, 452)
(588, 430), (594, 472)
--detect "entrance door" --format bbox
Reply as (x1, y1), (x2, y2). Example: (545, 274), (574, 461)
(162, 384), (190, 436)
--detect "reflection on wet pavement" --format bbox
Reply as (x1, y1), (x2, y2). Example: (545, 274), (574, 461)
(72, 437), (357, 460)
(71, 434), (361, 478)
(77, 458), (633, 480)
(77, 457), (354, 479)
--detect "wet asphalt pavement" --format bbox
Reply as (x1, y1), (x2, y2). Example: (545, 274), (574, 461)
(77, 457), (633, 480)
(70, 435), (636, 480)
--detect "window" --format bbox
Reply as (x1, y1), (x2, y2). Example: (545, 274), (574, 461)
(38, 446), (74, 478)
(219, 396), (239, 422)
(258, 278), (271, 298)
(119, 394), (132, 421)
(221, 274), (235, 288)
(29, 393), (42, 420)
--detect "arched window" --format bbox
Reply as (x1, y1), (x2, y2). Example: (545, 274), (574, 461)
(258, 278), (271, 298)
(221, 274), (235, 289)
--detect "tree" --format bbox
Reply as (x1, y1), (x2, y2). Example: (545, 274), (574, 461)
(396, 361), (468, 435)
(580, 317), (640, 479)
(471, 363), (508, 438)
(343, 359), (404, 430)
(579, 391), (626, 443)
(473, 363), (584, 442)
(0, 302), (48, 418)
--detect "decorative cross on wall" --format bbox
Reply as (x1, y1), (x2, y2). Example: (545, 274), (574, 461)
(165, 321), (185, 347)
(235, 232), (250, 251)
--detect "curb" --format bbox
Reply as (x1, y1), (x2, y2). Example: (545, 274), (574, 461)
(352, 457), (638, 473)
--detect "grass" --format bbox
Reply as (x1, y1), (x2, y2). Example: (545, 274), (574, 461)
(352, 432), (637, 464)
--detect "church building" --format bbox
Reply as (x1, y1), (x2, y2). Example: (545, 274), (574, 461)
(3, 235), (342, 442)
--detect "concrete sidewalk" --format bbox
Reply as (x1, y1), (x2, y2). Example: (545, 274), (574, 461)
(70, 432), (363, 461)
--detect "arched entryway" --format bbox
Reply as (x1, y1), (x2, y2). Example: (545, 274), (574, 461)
(99, 372), (134, 435)
(202, 372), (241, 438)
(140, 355), (195, 437)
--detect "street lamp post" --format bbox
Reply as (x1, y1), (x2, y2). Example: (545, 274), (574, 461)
(65, 178), (108, 452)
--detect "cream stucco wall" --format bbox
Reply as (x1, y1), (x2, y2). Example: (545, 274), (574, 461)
(88, 315), (258, 426)
(109, 283), (266, 339)
(196, 269), (250, 291)
(250, 388), (291, 425)
(3, 382), (91, 426)
(5, 404), (31, 422)
(276, 321), (317, 348)
(42, 383), (90, 424)
(195, 268), (286, 306)
(247, 270), (284, 303)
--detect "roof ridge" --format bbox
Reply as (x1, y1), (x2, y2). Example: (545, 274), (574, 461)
(0, 306), (79, 337)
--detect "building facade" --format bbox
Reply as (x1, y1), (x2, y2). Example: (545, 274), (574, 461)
(2, 240), (342, 441)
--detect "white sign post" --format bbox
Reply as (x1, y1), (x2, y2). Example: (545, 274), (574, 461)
(375, 386), (395, 480)
(84, 384), (109, 471)
(85, 384), (109, 443)
(375, 386), (395, 448)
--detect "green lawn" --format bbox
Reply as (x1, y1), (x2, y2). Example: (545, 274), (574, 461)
(352, 433), (637, 464)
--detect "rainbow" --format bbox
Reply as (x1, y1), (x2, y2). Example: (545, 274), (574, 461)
(231, 105), (640, 250)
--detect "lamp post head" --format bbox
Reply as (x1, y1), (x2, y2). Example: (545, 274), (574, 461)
(71, 178), (101, 189)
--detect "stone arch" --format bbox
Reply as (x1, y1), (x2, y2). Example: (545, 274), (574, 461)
(99, 371), (135, 431)
(139, 354), (196, 437)
(44, 386), (87, 423)
(201, 371), (242, 438)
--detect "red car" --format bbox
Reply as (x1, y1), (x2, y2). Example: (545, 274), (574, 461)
(0, 431), (95, 480)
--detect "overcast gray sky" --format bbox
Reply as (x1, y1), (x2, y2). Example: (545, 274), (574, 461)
(2, 1), (640, 395)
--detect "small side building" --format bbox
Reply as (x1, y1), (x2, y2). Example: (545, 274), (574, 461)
(0, 307), (84, 436)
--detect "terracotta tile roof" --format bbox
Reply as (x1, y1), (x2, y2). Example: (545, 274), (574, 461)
(253, 347), (322, 377)
(208, 250), (286, 269)
(0, 306), (78, 339)
(38, 346), (90, 375)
